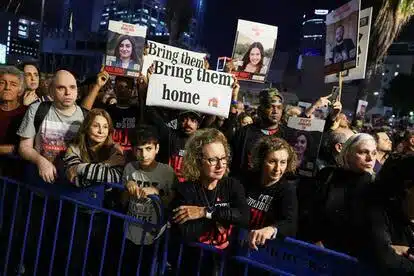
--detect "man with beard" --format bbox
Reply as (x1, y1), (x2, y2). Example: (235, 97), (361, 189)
(331, 25), (356, 64)
(231, 88), (284, 181)
(373, 131), (393, 173)
(149, 108), (202, 182)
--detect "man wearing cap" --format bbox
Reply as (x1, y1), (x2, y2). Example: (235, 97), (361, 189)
(231, 88), (285, 181)
(148, 107), (202, 182)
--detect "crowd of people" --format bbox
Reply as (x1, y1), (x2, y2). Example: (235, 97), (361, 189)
(1, 60), (414, 275)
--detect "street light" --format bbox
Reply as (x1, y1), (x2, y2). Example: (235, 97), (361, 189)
(373, 92), (379, 96)
(410, 111), (414, 116)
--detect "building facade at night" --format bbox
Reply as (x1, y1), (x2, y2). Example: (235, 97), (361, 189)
(0, 12), (40, 65)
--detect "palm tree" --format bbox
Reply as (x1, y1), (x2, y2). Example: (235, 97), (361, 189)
(368, 0), (414, 65)
(353, 0), (414, 111)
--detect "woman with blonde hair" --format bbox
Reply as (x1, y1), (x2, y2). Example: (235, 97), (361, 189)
(246, 136), (298, 250)
(309, 133), (377, 254)
(171, 128), (249, 245)
(64, 108), (125, 187)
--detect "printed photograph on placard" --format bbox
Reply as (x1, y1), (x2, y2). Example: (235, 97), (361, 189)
(285, 117), (326, 177)
(104, 20), (147, 77)
(325, 7), (372, 83)
(325, 0), (360, 75)
(231, 19), (278, 83)
(356, 99), (368, 119)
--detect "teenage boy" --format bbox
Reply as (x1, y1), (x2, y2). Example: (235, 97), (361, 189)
(122, 125), (176, 275)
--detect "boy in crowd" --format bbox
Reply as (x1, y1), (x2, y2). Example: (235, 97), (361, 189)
(122, 125), (176, 275)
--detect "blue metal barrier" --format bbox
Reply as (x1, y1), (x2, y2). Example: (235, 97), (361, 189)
(0, 154), (374, 276)
(0, 176), (167, 276)
(232, 229), (373, 276)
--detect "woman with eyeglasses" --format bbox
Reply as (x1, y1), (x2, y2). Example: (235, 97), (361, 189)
(170, 128), (249, 275)
(246, 136), (298, 250)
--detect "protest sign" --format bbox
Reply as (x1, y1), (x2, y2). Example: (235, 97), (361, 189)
(285, 117), (326, 177)
(356, 99), (368, 119)
(231, 19), (278, 82)
(146, 60), (233, 117)
(104, 20), (147, 77)
(325, 0), (360, 75)
(325, 7), (372, 83)
(142, 40), (207, 73)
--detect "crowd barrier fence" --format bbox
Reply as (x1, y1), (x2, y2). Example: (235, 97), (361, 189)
(0, 155), (373, 276)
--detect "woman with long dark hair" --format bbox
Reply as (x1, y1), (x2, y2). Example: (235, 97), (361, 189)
(111, 35), (140, 70)
(241, 42), (266, 74)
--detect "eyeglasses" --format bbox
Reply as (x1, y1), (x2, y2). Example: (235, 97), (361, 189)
(202, 156), (229, 166)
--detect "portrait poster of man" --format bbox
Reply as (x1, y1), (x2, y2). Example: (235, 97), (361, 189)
(325, 7), (372, 83)
(356, 99), (368, 119)
(325, 0), (360, 75)
(285, 117), (326, 177)
(104, 20), (147, 77)
(231, 19), (278, 82)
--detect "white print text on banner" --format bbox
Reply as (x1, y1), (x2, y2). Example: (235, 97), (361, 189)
(142, 40), (207, 73)
(146, 61), (233, 118)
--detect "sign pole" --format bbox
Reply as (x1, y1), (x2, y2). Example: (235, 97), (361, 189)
(338, 71), (343, 102)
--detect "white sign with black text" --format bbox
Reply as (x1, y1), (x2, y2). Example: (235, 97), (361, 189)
(146, 60), (233, 118)
(142, 40), (207, 73)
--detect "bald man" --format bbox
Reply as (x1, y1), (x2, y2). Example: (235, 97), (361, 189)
(17, 70), (86, 183)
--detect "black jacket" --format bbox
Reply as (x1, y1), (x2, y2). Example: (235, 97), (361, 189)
(311, 166), (414, 275)
(170, 177), (249, 247)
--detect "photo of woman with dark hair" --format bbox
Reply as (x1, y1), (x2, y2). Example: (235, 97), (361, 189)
(293, 131), (312, 168)
(110, 35), (141, 70)
(241, 42), (267, 74)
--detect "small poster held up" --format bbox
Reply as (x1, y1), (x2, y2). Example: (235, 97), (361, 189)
(285, 117), (326, 177)
(231, 19), (278, 83)
(356, 99), (368, 119)
(325, 0), (360, 75)
(104, 20), (147, 77)
(142, 40), (207, 73)
(146, 60), (233, 118)
(325, 7), (372, 83)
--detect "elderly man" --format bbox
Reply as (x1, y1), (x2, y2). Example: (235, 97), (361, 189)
(17, 70), (87, 183)
(0, 66), (27, 156)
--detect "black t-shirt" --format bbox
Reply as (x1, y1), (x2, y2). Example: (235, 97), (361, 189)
(246, 176), (298, 237)
(332, 39), (355, 62)
(106, 105), (142, 160)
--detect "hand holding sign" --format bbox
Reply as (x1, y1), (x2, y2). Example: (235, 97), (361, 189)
(96, 69), (110, 88)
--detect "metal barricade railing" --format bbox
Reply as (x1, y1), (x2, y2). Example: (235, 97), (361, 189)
(0, 176), (168, 276)
(0, 154), (373, 276)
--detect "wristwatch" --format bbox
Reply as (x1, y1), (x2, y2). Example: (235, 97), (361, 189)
(205, 207), (215, 219)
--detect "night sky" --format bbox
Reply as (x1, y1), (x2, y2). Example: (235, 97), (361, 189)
(2, 0), (413, 62)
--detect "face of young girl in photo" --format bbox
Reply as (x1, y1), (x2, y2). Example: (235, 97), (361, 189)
(294, 134), (307, 155)
(249, 47), (262, 66)
(119, 39), (132, 59)
(88, 115), (109, 145)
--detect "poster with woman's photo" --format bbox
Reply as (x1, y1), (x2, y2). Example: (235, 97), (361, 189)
(285, 117), (326, 177)
(356, 99), (368, 119)
(325, 0), (360, 75)
(104, 20), (147, 77)
(231, 19), (278, 82)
